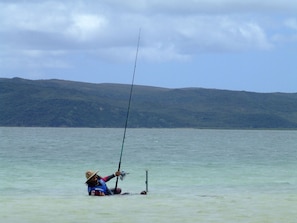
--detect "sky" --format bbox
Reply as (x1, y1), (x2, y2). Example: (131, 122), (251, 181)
(0, 0), (297, 93)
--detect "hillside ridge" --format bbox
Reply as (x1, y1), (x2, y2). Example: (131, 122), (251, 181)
(1, 77), (297, 128)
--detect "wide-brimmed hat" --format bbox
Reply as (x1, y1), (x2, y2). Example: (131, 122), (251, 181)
(85, 170), (99, 183)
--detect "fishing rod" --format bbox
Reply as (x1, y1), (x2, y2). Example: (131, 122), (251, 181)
(114, 29), (141, 190)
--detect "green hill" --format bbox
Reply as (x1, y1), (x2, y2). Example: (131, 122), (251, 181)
(1, 77), (297, 128)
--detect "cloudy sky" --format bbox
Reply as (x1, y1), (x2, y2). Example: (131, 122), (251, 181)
(1, 0), (297, 92)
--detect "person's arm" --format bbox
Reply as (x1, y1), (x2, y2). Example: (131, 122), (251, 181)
(101, 171), (121, 182)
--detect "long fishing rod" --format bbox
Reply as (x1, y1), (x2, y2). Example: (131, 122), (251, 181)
(115, 29), (141, 190)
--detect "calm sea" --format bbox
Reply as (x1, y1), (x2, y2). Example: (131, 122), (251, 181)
(0, 127), (296, 223)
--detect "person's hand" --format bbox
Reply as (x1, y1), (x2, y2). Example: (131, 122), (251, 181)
(114, 171), (121, 176)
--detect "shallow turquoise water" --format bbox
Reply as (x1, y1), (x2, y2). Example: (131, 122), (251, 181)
(1, 128), (296, 222)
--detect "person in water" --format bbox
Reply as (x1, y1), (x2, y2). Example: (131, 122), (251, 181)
(85, 170), (122, 196)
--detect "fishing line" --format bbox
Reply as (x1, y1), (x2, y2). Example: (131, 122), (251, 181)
(115, 28), (141, 190)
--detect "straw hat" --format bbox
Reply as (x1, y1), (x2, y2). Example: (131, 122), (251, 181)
(85, 170), (99, 183)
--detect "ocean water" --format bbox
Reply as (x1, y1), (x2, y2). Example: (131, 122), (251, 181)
(0, 127), (296, 223)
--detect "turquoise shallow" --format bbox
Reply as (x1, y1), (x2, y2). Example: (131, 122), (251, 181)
(1, 127), (296, 223)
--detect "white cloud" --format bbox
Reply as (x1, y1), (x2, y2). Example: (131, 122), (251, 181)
(270, 17), (297, 44)
(140, 15), (272, 57)
(284, 18), (297, 30)
(20, 49), (67, 58)
(0, 2), (66, 32)
(65, 14), (108, 41)
(99, 0), (297, 14)
(0, 48), (70, 70)
(0, 0), (296, 66)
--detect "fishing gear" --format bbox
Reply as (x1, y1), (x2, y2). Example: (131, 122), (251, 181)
(114, 29), (141, 190)
(120, 171), (129, 181)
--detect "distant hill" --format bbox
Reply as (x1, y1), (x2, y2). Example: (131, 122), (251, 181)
(1, 77), (297, 129)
